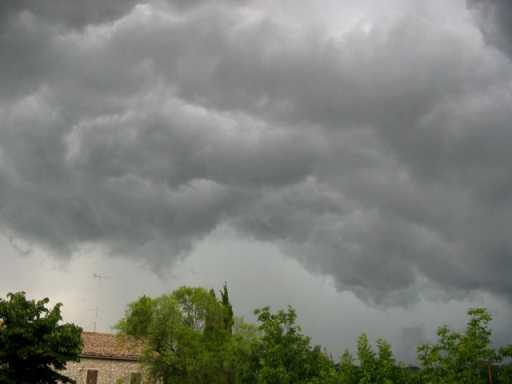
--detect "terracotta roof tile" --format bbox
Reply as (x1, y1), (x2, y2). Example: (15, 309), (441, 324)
(81, 332), (145, 361)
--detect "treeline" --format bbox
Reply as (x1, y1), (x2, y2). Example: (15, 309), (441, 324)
(116, 285), (512, 384)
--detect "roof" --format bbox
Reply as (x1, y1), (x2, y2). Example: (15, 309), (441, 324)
(81, 332), (145, 361)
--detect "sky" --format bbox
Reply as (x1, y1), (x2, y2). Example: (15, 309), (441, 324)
(1, 0), (512, 363)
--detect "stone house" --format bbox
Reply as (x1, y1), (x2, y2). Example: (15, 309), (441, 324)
(62, 332), (147, 384)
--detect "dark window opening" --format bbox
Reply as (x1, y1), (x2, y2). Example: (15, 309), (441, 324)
(86, 369), (98, 384)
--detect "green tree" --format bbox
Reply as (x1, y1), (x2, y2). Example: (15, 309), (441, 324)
(217, 284), (236, 384)
(377, 339), (393, 378)
(377, 338), (407, 384)
(225, 317), (261, 384)
(117, 286), (231, 384)
(0, 292), (82, 384)
(242, 306), (332, 384)
(497, 345), (512, 384)
(339, 349), (359, 384)
(115, 295), (154, 337)
(352, 333), (407, 384)
(220, 283), (234, 335)
(357, 333), (378, 384)
(417, 307), (510, 384)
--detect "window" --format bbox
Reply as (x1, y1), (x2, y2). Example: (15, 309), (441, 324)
(130, 372), (142, 384)
(86, 369), (98, 384)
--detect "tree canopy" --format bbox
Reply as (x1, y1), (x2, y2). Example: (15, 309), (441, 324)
(116, 286), (512, 384)
(0, 292), (82, 384)
(116, 286), (235, 384)
(418, 307), (512, 384)
(3, 285), (510, 384)
(240, 306), (331, 384)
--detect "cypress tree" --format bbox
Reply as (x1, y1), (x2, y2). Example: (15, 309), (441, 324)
(219, 282), (234, 335)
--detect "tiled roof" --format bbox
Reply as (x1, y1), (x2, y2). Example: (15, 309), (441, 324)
(81, 332), (145, 361)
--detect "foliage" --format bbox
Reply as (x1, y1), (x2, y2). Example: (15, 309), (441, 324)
(351, 334), (403, 384)
(117, 287), (512, 384)
(115, 295), (154, 337)
(339, 349), (358, 384)
(220, 283), (234, 335)
(241, 306), (332, 384)
(117, 286), (233, 384)
(0, 292), (82, 384)
(497, 345), (512, 384)
(417, 307), (512, 384)
(334, 334), (420, 384)
(4, 284), (511, 384)
(225, 317), (261, 384)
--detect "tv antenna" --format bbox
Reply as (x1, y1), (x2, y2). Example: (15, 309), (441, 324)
(93, 272), (111, 281)
(90, 272), (111, 332)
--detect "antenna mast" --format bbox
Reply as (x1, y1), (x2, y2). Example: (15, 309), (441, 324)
(91, 273), (111, 332)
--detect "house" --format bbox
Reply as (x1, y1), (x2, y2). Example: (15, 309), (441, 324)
(62, 332), (147, 384)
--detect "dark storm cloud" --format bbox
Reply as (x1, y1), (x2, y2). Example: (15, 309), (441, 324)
(469, 0), (512, 58)
(1, 0), (512, 305)
(0, 0), (139, 29)
(0, 0), (247, 29)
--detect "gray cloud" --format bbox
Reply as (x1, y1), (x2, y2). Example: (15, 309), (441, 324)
(0, 0), (139, 29)
(0, 0), (247, 30)
(469, 0), (512, 58)
(1, 0), (512, 306)
(399, 325), (426, 363)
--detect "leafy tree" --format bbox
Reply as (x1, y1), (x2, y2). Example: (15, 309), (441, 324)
(115, 295), (154, 337)
(115, 288), (512, 384)
(225, 317), (261, 384)
(497, 345), (512, 384)
(242, 306), (332, 384)
(417, 307), (511, 384)
(339, 349), (359, 384)
(0, 292), (82, 384)
(117, 286), (231, 384)
(357, 333), (379, 384)
(334, 333), (405, 384)
(376, 339), (395, 376)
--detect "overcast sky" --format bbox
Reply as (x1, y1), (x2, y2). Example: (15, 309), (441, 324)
(1, 0), (512, 362)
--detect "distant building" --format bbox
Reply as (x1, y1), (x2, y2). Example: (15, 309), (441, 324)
(62, 332), (147, 384)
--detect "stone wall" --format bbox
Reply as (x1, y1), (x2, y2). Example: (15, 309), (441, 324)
(62, 357), (145, 384)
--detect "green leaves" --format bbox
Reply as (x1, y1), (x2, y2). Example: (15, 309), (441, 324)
(345, 333), (403, 384)
(0, 292), (82, 384)
(244, 306), (330, 384)
(117, 286), (233, 384)
(115, 295), (154, 337)
(220, 283), (234, 335)
(417, 307), (511, 384)
(117, 288), (512, 384)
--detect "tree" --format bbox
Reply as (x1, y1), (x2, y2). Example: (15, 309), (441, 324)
(0, 292), (82, 384)
(225, 317), (261, 384)
(116, 286), (231, 384)
(417, 307), (511, 384)
(217, 283), (236, 384)
(497, 345), (512, 384)
(242, 306), (332, 384)
(339, 349), (359, 384)
(220, 283), (234, 335)
(115, 295), (154, 337)
(357, 333), (378, 384)
(331, 333), (406, 384)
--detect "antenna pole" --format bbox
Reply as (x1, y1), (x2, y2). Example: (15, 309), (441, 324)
(91, 273), (111, 332)
(93, 306), (98, 332)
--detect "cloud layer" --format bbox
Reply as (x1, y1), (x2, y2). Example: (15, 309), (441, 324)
(1, 0), (512, 305)
(469, 0), (512, 57)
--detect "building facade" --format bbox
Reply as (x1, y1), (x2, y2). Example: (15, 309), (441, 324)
(62, 332), (146, 384)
